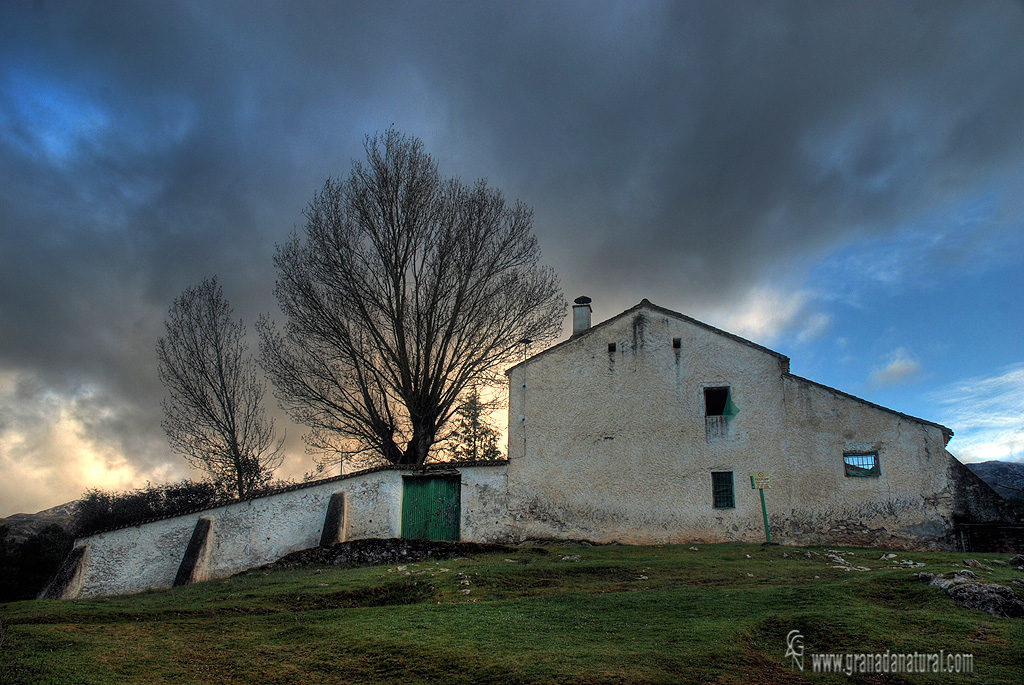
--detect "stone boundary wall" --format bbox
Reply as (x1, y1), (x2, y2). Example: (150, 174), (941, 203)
(66, 463), (508, 599)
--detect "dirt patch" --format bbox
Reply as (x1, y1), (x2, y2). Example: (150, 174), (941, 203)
(268, 537), (531, 569)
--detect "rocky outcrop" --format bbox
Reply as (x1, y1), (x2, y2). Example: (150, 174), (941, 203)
(965, 460), (1024, 501)
(915, 570), (1024, 618)
(0, 501), (77, 543)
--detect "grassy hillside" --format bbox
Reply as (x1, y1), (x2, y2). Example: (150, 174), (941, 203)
(1, 542), (1023, 684)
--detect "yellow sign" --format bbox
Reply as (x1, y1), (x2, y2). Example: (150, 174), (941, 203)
(750, 471), (770, 489)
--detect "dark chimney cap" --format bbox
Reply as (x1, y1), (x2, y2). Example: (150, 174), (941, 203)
(574, 296), (592, 305)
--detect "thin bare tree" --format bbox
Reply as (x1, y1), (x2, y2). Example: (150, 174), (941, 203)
(158, 277), (283, 498)
(259, 128), (564, 468)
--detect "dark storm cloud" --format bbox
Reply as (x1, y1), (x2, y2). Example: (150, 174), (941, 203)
(1, 0), (1022, 512)
(420, 2), (1024, 304)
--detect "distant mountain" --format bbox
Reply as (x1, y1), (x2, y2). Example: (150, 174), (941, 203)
(965, 460), (1024, 500)
(0, 501), (78, 542)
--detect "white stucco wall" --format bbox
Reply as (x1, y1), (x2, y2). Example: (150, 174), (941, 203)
(460, 466), (511, 543)
(505, 301), (963, 548)
(71, 463), (508, 598)
(777, 375), (955, 546)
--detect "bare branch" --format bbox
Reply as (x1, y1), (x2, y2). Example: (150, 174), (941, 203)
(157, 277), (283, 498)
(260, 128), (564, 468)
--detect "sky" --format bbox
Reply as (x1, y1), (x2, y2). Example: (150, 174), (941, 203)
(2, 1), (1023, 517)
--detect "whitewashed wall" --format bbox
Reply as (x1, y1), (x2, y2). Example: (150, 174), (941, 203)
(505, 300), (976, 548)
(70, 464), (508, 599)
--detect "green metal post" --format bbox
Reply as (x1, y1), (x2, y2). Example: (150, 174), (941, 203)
(759, 488), (771, 543)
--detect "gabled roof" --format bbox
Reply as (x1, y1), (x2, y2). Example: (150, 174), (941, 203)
(785, 373), (953, 443)
(505, 298), (789, 375)
(504, 298), (953, 441)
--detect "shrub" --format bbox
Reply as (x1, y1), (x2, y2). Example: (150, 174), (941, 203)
(74, 480), (230, 537)
(0, 524), (73, 603)
(74, 478), (297, 537)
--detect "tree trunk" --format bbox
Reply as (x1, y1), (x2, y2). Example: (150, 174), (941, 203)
(403, 424), (435, 465)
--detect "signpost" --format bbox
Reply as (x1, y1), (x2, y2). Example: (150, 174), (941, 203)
(749, 471), (771, 543)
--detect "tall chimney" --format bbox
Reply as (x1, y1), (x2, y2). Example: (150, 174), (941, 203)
(572, 296), (592, 337)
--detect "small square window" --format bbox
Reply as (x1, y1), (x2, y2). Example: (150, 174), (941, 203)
(712, 471), (735, 508)
(704, 387), (730, 416)
(608, 342), (616, 353)
(843, 452), (880, 477)
(672, 337), (681, 349)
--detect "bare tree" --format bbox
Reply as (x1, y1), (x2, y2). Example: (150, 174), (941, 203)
(259, 128), (564, 468)
(158, 277), (283, 498)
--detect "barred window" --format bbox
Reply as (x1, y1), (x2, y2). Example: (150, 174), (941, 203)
(712, 471), (735, 508)
(843, 452), (880, 478)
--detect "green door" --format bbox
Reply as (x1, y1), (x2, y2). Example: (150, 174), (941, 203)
(401, 475), (461, 541)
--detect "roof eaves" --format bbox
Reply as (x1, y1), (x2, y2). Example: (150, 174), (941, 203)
(639, 300), (790, 362)
(506, 299), (790, 374)
(786, 373), (953, 441)
(505, 301), (647, 375)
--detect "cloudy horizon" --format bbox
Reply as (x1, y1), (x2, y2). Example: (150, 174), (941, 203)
(2, 1), (1023, 517)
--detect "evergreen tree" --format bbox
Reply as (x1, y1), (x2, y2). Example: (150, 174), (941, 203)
(450, 389), (503, 461)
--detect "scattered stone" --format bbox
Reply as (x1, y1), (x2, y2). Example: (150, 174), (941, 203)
(638, 575), (648, 581)
(781, 552), (790, 558)
(879, 553), (897, 560)
(460, 589), (471, 595)
(745, 554), (752, 559)
(746, 573), (754, 577)
(1009, 554), (1024, 566)
(1010, 579), (1024, 590)
(987, 560), (1008, 566)
(826, 554), (847, 565)
(271, 538), (519, 570)
(689, 546), (699, 551)
(915, 571), (1024, 618)
(963, 559), (993, 571)
(803, 552), (814, 559)
(560, 554), (581, 562)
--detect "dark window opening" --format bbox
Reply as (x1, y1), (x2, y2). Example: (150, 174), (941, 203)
(608, 342), (616, 353)
(712, 471), (735, 508)
(844, 452), (880, 477)
(704, 387), (730, 416)
(672, 338), (681, 349)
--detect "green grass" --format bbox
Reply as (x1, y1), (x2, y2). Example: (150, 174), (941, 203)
(1, 543), (1022, 683)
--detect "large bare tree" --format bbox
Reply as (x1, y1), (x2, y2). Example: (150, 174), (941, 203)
(157, 277), (283, 498)
(259, 129), (564, 467)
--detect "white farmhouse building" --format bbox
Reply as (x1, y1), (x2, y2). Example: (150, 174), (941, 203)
(504, 298), (1009, 549)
